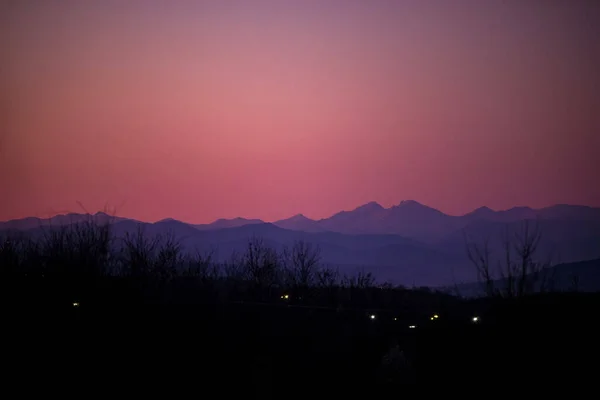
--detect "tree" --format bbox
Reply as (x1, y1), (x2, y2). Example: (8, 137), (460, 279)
(242, 237), (281, 300)
(282, 240), (321, 289)
(121, 224), (161, 279)
(464, 219), (554, 298)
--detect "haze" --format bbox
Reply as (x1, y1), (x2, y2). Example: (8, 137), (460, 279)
(2, 0), (599, 223)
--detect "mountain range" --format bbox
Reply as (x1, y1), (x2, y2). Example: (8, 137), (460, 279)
(1, 201), (599, 287)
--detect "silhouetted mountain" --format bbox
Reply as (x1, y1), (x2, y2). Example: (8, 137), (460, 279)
(384, 200), (461, 241)
(463, 206), (496, 222)
(0, 212), (130, 231)
(310, 200), (462, 241)
(4, 202), (599, 241)
(536, 204), (600, 222)
(273, 214), (326, 232)
(317, 201), (388, 234)
(2, 203), (599, 286)
(307, 201), (600, 241)
(193, 217), (265, 231)
(448, 258), (600, 297)
(440, 218), (600, 263)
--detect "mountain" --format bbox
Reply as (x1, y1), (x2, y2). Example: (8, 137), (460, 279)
(317, 201), (388, 234)
(447, 258), (600, 297)
(2, 217), (466, 286)
(439, 218), (600, 263)
(0, 212), (130, 231)
(176, 223), (469, 286)
(273, 214), (326, 232)
(193, 217), (265, 231)
(383, 200), (461, 241)
(2, 203), (599, 287)
(536, 204), (600, 222)
(312, 200), (462, 241)
(6, 201), (596, 241)
(306, 201), (600, 242)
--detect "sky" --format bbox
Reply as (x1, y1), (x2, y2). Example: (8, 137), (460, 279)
(1, 0), (599, 223)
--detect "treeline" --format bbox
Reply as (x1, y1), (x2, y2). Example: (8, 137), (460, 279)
(2, 218), (598, 389)
(0, 219), (455, 314)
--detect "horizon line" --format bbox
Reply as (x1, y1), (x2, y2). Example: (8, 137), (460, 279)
(1, 201), (597, 226)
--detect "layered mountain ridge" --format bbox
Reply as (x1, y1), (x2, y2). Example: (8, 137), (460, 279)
(2, 201), (599, 287)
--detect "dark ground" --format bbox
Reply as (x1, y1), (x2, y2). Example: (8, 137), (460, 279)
(3, 287), (599, 395)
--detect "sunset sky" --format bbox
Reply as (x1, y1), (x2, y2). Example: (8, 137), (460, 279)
(2, 0), (599, 223)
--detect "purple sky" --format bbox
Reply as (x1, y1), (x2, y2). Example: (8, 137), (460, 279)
(1, 0), (599, 223)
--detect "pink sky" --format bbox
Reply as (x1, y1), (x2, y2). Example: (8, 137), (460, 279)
(2, 0), (599, 223)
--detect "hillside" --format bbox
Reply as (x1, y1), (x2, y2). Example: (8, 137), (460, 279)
(2, 202), (599, 287)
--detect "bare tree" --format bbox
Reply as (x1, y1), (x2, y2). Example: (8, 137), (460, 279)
(315, 265), (340, 307)
(282, 240), (321, 288)
(185, 248), (216, 281)
(242, 237), (281, 300)
(153, 231), (183, 283)
(224, 250), (244, 281)
(465, 219), (554, 298)
(464, 233), (495, 297)
(315, 265), (339, 288)
(121, 225), (161, 278)
(0, 233), (30, 278)
(343, 269), (375, 289)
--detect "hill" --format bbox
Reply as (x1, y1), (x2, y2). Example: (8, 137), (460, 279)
(2, 202), (599, 287)
(447, 258), (600, 297)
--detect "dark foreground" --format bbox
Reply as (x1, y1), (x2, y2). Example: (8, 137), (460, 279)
(4, 290), (599, 394)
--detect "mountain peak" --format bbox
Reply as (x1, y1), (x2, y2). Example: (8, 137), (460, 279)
(472, 206), (494, 214)
(273, 213), (323, 232)
(290, 213), (308, 220)
(389, 200), (444, 218)
(157, 217), (177, 223)
(397, 200), (422, 207)
(355, 201), (384, 211)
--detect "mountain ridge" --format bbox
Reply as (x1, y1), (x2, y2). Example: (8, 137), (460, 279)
(2, 205), (599, 287)
(3, 202), (600, 236)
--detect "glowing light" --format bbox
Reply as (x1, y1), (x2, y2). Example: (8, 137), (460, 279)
(281, 294), (289, 300)
(472, 316), (479, 322)
(72, 302), (79, 307)
(409, 325), (416, 329)
(370, 314), (376, 320)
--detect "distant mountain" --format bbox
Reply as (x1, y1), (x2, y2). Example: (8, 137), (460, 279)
(2, 217), (466, 286)
(4, 202), (598, 240)
(439, 218), (600, 263)
(447, 258), (600, 297)
(310, 200), (462, 241)
(273, 214), (326, 232)
(193, 217), (265, 231)
(536, 204), (600, 222)
(2, 203), (599, 287)
(317, 201), (389, 234)
(383, 200), (461, 241)
(307, 201), (600, 241)
(0, 212), (130, 231)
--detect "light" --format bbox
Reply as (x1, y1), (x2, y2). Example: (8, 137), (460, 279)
(370, 314), (376, 320)
(72, 302), (79, 307)
(431, 314), (439, 320)
(394, 317), (397, 321)
(409, 325), (416, 329)
(281, 294), (289, 300)
(472, 316), (479, 323)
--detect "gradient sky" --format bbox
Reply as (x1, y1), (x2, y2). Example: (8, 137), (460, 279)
(2, 0), (599, 223)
